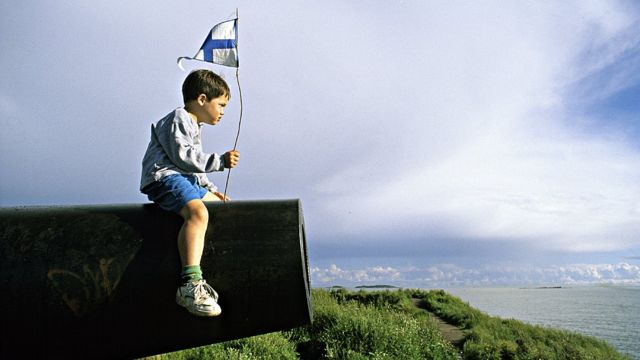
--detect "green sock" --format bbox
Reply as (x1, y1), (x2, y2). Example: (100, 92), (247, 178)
(181, 265), (203, 284)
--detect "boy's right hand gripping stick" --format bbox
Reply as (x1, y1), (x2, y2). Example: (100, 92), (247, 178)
(224, 150), (240, 168)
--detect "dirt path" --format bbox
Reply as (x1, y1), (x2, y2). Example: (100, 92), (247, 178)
(412, 298), (465, 349)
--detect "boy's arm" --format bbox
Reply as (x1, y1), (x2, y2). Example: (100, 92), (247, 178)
(196, 152), (239, 194)
(154, 120), (225, 174)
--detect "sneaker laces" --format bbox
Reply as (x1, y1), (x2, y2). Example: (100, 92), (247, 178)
(193, 280), (219, 304)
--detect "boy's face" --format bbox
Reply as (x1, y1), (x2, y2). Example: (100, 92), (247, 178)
(197, 94), (228, 126)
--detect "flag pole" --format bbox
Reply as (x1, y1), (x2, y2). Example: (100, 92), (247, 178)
(223, 8), (242, 202)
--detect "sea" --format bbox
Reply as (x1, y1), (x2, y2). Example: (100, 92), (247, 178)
(445, 285), (639, 359)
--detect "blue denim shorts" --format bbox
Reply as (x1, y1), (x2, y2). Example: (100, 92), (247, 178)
(142, 174), (208, 213)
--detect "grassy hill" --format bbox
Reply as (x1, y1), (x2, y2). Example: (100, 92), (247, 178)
(153, 288), (629, 359)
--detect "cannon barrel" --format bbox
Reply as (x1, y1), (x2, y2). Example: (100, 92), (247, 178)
(0, 200), (312, 359)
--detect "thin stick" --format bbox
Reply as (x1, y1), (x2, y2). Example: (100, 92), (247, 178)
(223, 9), (242, 202)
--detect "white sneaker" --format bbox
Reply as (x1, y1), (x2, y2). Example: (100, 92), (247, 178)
(176, 279), (222, 317)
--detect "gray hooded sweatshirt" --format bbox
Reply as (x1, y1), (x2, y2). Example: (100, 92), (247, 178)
(140, 108), (225, 193)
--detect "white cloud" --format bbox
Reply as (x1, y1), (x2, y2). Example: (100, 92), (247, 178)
(311, 264), (402, 284)
(311, 263), (640, 287)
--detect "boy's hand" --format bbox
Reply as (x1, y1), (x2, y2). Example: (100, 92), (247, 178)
(213, 191), (230, 201)
(224, 150), (240, 168)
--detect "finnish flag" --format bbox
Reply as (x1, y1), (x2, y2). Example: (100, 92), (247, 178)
(178, 19), (238, 69)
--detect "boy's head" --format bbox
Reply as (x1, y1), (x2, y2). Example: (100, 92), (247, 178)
(182, 69), (230, 104)
(182, 69), (230, 126)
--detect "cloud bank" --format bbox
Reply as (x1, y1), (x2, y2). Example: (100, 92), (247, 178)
(311, 262), (640, 288)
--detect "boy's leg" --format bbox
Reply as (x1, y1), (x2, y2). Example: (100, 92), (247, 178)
(177, 193), (219, 269)
(178, 199), (209, 267)
(176, 198), (221, 316)
(178, 192), (221, 267)
(144, 175), (222, 316)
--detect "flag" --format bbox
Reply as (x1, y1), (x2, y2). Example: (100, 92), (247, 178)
(178, 18), (238, 69)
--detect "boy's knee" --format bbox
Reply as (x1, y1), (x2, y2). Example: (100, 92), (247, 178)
(180, 200), (209, 224)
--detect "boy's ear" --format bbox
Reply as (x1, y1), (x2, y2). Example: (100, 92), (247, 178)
(197, 94), (208, 105)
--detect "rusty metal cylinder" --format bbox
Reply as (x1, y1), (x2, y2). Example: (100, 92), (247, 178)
(0, 200), (312, 359)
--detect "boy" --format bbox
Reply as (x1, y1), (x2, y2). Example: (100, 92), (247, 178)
(140, 69), (240, 317)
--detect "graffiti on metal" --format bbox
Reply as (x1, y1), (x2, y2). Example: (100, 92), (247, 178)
(0, 211), (143, 317)
(47, 255), (135, 316)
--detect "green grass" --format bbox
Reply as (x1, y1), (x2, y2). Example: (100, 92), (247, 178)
(290, 289), (458, 359)
(148, 332), (298, 360)
(152, 288), (629, 360)
(153, 289), (457, 360)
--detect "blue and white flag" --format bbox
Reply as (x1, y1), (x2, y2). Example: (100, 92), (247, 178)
(178, 18), (238, 69)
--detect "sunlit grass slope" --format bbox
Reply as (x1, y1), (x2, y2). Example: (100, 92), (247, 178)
(154, 288), (628, 360)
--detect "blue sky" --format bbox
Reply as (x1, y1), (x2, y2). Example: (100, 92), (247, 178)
(2, 1), (640, 287)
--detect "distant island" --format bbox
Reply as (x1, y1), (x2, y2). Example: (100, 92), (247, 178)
(326, 285), (400, 289)
(519, 286), (563, 289)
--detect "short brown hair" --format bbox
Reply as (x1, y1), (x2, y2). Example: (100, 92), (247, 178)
(182, 69), (230, 104)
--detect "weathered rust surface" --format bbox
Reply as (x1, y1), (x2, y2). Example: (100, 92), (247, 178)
(0, 200), (312, 359)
